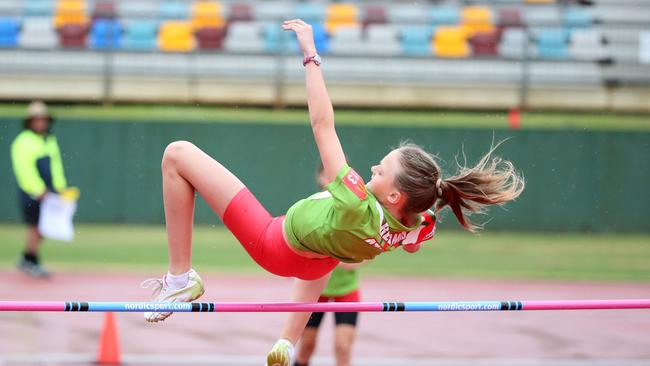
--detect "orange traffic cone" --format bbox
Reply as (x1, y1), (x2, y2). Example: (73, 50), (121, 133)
(508, 108), (521, 129)
(97, 312), (121, 364)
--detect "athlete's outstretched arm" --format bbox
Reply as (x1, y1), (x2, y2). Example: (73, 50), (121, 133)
(283, 19), (346, 183)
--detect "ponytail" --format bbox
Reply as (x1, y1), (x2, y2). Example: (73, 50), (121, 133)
(435, 145), (524, 232)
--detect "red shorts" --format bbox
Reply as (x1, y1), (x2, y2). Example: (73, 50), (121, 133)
(318, 289), (361, 303)
(222, 188), (339, 281)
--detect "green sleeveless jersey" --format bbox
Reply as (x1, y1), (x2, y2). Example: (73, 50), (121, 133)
(322, 266), (359, 297)
(284, 164), (435, 263)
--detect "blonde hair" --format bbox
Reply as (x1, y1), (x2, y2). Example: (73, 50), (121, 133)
(395, 142), (524, 232)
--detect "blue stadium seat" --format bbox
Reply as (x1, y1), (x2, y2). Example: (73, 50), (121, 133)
(428, 6), (459, 25)
(312, 23), (329, 54)
(0, 18), (20, 48)
(563, 8), (592, 28)
(264, 22), (328, 54)
(295, 3), (325, 24)
(90, 19), (121, 49)
(535, 28), (569, 59)
(159, 0), (189, 20)
(400, 25), (434, 56)
(263, 23), (299, 53)
(23, 0), (54, 17)
(122, 20), (158, 51)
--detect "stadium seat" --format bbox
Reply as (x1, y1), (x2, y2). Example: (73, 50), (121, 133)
(191, 1), (225, 30)
(388, 4), (429, 24)
(428, 5), (459, 26)
(295, 3), (325, 24)
(89, 18), (121, 49)
(158, 21), (194, 52)
(325, 3), (359, 34)
(366, 24), (400, 56)
(563, 7), (593, 28)
(122, 20), (158, 51)
(0, 18), (20, 48)
(0, 0), (21, 16)
(524, 6), (561, 27)
(263, 22), (299, 53)
(195, 26), (226, 50)
(363, 6), (387, 27)
(462, 6), (495, 36)
(18, 17), (58, 48)
(23, 0), (54, 17)
(58, 23), (88, 48)
(329, 25), (363, 55)
(159, 1), (189, 20)
(469, 30), (500, 56)
(92, 0), (116, 20)
(434, 26), (470, 58)
(54, 0), (89, 29)
(497, 27), (535, 59)
(117, 1), (158, 19)
(497, 8), (523, 28)
(400, 25), (433, 56)
(534, 28), (569, 59)
(228, 3), (253, 23)
(253, 2), (294, 22)
(224, 21), (264, 52)
(569, 29), (610, 61)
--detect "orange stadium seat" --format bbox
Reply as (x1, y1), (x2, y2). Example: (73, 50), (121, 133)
(433, 26), (470, 58)
(191, 1), (225, 30)
(159, 21), (195, 52)
(54, 0), (89, 28)
(461, 6), (494, 37)
(325, 3), (359, 34)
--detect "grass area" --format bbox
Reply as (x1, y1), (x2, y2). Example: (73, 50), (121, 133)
(1, 103), (649, 130)
(1, 223), (649, 281)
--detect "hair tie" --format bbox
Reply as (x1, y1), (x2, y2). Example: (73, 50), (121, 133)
(435, 178), (443, 197)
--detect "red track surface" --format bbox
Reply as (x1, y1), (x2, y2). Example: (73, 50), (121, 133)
(1, 271), (649, 362)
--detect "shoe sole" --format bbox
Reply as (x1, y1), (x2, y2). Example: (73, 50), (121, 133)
(146, 287), (205, 323)
(266, 349), (290, 366)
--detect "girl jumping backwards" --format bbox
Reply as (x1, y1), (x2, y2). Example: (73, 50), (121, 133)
(142, 19), (524, 366)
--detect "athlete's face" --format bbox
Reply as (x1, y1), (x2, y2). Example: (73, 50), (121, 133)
(367, 149), (401, 204)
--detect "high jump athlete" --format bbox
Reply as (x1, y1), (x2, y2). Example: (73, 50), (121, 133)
(142, 19), (524, 366)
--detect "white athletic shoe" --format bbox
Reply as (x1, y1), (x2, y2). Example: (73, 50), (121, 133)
(265, 338), (294, 366)
(141, 269), (205, 323)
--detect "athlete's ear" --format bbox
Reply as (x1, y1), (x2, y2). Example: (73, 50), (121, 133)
(387, 190), (402, 205)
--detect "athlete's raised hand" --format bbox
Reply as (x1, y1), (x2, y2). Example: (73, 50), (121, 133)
(282, 19), (317, 56)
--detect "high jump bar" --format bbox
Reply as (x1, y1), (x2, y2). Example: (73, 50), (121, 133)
(1, 299), (650, 312)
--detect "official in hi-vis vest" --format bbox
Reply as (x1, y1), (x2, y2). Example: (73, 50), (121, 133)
(10, 101), (67, 278)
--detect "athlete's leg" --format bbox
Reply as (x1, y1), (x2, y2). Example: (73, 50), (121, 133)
(267, 276), (330, 366)
(333, 324), (356, 366)
(161, 140), (245, 275)
(294, 326), (319, 366)
(144, 141), (246, 323)
(282, 276), (330, 344)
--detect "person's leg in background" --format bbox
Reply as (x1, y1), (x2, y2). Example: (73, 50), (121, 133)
(293, 310), (326, 366)
(18, 196), (49, 278)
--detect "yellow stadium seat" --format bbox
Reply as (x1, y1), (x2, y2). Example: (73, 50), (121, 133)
(325, 3), (359, 34)
(191, 1), (225, 30)
(159, 21), (195, 52)
(461, 6), (494, 36)
(433, 26), (470, 58)
(54, 0), (88, 28)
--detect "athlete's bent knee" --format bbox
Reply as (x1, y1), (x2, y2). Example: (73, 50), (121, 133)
(162, 140), (194, 170)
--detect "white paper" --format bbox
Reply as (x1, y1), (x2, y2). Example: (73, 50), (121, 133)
(38, 193), (77, 242)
